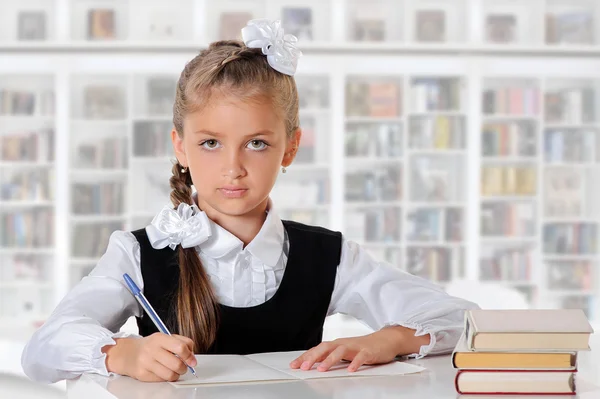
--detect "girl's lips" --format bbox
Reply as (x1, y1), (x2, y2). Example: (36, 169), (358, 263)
(218, 188), (248, 198)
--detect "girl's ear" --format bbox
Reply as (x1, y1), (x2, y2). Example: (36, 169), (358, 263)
(172, 128), (188, 167)
(282, 128), (302, 167)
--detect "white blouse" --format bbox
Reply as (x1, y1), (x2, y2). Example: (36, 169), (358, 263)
(21, 201), (479, 384)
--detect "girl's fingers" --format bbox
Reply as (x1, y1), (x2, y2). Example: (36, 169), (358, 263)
(155, 348), (188, 375)
(290, 342), (335, 370)
(158, 336), (197, 367)
(347, 350), (369, 372)
(317, 345), (348, 372)
(148, 359), (181, 382)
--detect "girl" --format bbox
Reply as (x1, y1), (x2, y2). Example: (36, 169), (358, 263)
(22, 19), (478, 384)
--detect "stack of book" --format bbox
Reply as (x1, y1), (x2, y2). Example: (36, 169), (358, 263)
(453, 309), (593, 395)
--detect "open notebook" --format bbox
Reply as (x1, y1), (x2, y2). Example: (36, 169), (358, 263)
(170, 350), (425, 387)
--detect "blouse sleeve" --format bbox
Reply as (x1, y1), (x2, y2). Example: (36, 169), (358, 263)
(327, 237), (480, 358)
(21, 231), (144, 383)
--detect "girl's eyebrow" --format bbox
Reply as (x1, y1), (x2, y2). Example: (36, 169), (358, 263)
(193, 129), (276, 139)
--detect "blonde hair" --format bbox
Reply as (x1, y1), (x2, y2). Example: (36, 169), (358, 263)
(169, 40), (300, 353)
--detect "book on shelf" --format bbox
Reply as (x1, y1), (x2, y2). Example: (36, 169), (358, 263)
(353, 18), (385, 42)
(282, 7), (313, 41)
(411, 78), (461, 112)
(409, 116), (464, 149)
(71, 222), (123, 258)
(3, 254), (47, 283)
(1, 128), (55, 162)
(482, 86), (539, 115)
(406, 208), (441, 242)
(410, 160), (452, 202)
(219, 12), (253, 40)
(17, 11), (47, 41)
(480, 202), (535, 237)
(546, 11), (594, 45)
(558, 295), (595, 319)
(406, 207), (464, 243)
(345, 166), (402, 202)
(480, 247), (532, 282)
(271, 179), (328, 207)
(0, 88), (53, 116)
(485, 14), (516, 44)
(133, 121), (173, 157)
(295, 116), (315, 163)
(0, 168), (54, 202)
(345, 207), (401, 243)
(415, 10), (445, 42)
(543, 168), (584, 217)
(72, 182), (124, 215)
(444, 208), (463, 242)
(83, 85), (126, 119)
(547, 260), (592, 291)
(346, 80), (401, 117)
(88, 9), (116, 40)
(545, 128), (597, 163)
(544, 223), (598, 255)
(482, 121), (537, 157)
(1, 287), (45, 320)
(147, 78), (177, 115)
(1, 209), (54, 248)
(76, 137), (127, 169)
(345, 123), (402, 158)
(406, 246), (459, 283)
(545, 87), (596, 124)
(480, 166), (536, 196)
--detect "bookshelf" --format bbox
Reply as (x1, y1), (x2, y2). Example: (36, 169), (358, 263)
(69, 74), (129, 288)
(479, 77), (542, 304)
(273, 75), (332, 228)
(0, 74), (56, 325)
(541, 77), (600, 318)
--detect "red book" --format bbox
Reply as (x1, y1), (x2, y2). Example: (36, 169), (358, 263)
(455, 369), (577, 395)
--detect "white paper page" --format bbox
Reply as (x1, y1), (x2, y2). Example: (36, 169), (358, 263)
(170, 354), (293, 387)
(247, 351), (426, 380)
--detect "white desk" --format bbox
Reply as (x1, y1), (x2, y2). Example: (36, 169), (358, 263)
(67, 335), (600, 399)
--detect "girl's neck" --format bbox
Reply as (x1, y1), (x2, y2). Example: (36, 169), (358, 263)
(195, 196), (269, 247)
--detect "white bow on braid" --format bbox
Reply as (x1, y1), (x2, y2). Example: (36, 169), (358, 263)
(241, 19), (303, 76)
(146, 203), (212, 250)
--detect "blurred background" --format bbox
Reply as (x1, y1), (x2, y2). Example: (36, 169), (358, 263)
(1, 0), (600, 396)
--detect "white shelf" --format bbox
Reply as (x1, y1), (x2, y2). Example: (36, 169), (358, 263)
(0, 200), (54, 208)
(0, 248), (54, 255)
(71, 215), (127, 223)
(70, 169), (128, 177)
(544, 254), (599, 261)
(482, 156), (538, 163)
(345, 201), (403, 208)
(345, 116), (404, 123)
(0, 161), (54, 168)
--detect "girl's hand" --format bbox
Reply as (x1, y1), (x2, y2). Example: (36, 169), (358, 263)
(104, 333), (197, 382)
(289, 326), (430, 372)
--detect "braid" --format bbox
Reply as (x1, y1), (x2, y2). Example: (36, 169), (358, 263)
(169, 161), (219, 352)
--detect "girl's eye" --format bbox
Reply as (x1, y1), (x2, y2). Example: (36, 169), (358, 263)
(201, 139), (220, 149)
(247, 140), (268, 150)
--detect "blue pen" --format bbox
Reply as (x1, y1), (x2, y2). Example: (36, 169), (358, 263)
(123, 273), (198, 378)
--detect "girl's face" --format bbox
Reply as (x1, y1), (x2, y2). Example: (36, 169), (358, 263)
(172, 93), (300, 218)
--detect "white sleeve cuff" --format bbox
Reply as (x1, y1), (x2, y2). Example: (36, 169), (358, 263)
(91, 331), (142, 377)
(383, 322), (438, 359)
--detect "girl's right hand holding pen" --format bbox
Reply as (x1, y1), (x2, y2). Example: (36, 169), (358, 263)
(102, 333), (197, 382)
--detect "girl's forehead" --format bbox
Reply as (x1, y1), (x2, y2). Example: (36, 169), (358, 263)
(183, 95), (286, 137)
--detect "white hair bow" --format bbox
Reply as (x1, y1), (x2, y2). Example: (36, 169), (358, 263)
(241, 19), (303, 76)
(146, 203), (212, 250)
